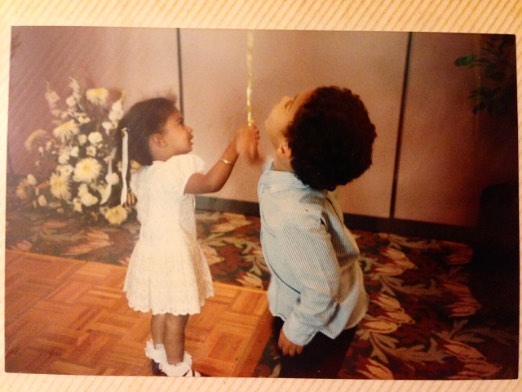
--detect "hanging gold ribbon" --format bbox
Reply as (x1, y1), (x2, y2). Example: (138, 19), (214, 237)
(247, 30), (254, 126)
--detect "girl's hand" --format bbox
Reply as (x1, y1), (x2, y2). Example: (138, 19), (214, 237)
(184, 125), (259, 194)
(236, 125), (260, 163)
(278, 328), (304, 357)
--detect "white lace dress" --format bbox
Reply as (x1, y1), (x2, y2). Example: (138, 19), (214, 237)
(123, 154), (214, 315)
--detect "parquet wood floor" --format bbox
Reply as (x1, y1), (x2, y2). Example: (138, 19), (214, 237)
(5, 250), (272, 377)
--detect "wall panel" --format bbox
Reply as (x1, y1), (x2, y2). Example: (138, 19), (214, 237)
(9, 27), (514, 227)
(8, 26), (180, 174)
(181, 29), (407, 217)
(394, 33), (513, 226)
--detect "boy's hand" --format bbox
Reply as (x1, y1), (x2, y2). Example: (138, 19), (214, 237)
(236, 125), (260, 162)
(278, 329), (304, 357)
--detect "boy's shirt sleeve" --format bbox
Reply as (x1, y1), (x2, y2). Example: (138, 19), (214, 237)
(279, 214), (341, 346)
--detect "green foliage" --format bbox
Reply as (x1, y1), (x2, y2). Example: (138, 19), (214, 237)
(455, 35), (516, 116)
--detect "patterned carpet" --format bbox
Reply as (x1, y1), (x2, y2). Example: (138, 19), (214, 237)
(5, 190), (519, 379)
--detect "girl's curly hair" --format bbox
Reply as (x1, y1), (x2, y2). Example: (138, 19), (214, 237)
(112, 97), (177, 203)
(117, 97), (177, 167)
(285, 86), (376, 191)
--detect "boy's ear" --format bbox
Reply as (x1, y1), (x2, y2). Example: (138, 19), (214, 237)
(277, 140), (292, 159)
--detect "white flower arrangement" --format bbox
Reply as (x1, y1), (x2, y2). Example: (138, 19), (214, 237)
(17, 78), (131, 225)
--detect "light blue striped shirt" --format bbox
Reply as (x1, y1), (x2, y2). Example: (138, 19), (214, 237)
(258, 167), (369, 346)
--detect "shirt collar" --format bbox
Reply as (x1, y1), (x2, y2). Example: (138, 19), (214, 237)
(259, 163), (309, 192)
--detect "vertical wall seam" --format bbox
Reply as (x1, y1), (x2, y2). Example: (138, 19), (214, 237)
(176, 28), (184, 114)
(389, 31), (413, 220)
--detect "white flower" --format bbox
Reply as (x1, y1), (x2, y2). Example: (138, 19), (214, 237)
(70, 146), (79, 158)
(78, 134), (87, 145)
(73, 197), (83, 212)
(78, 183), (89, 196)
(97, 182), (109, 199)
(73, 158), (102, 183)
(45, 83), (60, 110)
(23, 79), (127, 223)
(77, 113), (91, 124)
(80, 191), (98, 207)
(16, 181), (28, 199)
(58, 151), (70, 164)
(53, 120), (79, 142)
(86, 146), (97, 157)
(26, 174), (37, 186)
(37, 195), (47, 207)
(50, 172), (71, 201)
(66, 108), (78, 119)
(109, 96), (124, 123)
(102, 121), (113, 133)
(48, 201), (61, 209)
(86, 88), (108, 105)
(24, 129), (49, 151)
(105, 172), (119, 185)
(88, 131), (103, 145)
(104, 205), (128, 225)
(57, 164), (74, 178)
(69, 78), (81, 99)
(66, 95), (77, 108)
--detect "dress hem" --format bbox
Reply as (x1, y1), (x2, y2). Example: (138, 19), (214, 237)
(125, 293), (215, 316)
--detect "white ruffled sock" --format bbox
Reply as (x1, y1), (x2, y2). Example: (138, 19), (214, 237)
(144, 339), (167, 364)
(144, 339), (200, 377)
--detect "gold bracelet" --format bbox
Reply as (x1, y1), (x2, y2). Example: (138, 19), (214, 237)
(220, 158), (235, 165)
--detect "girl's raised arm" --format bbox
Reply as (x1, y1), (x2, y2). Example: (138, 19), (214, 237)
(184, 125), (259, 194)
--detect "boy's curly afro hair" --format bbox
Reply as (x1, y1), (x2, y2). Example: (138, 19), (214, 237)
(285, 86), (376, 191)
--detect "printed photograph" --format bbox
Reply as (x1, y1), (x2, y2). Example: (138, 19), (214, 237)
(5, 27), (518, 379)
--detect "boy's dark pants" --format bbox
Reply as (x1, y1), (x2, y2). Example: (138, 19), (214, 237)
(273, 317), (357, 378)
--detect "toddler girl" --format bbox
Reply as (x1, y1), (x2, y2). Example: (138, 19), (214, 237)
(117, 97), (258, 376)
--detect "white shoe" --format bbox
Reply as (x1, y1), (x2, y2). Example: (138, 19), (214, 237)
(160, 360), (201, 377)
(183, 351), (193, 366)
(145, 340), (193, 364)
(145, 340), (200, 377)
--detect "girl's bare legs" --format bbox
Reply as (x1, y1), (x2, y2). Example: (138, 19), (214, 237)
(151, 314), (166, 347)
(150, 313), (189, 362)
(164, 314), (189, 364)
(147, 314), (196, 376)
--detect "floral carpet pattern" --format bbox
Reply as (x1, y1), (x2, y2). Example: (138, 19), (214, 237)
(5, 191), (519, 379)
(6, 194), (270, 290)
(253, 232), (518, 379)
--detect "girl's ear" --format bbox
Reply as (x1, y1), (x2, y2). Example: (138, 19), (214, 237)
(150, 133), (166, 147)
